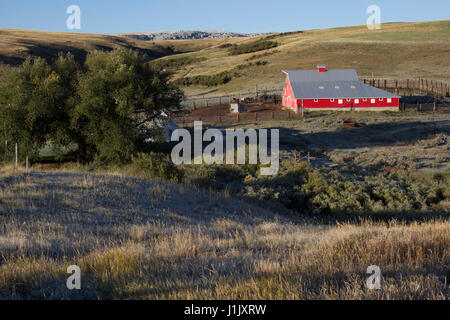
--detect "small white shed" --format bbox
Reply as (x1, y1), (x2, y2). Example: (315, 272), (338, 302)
(230, 103), (248, 113)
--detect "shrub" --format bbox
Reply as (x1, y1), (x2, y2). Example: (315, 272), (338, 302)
(228, 40), (278, 56)
(174, 71), (232, 87)
(152, 56), (206, 70)
(181, 158), (450, 217)
(129, 153), (181, 182)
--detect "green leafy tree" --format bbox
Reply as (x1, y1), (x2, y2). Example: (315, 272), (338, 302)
(72, 48), (183, 163)
(0, 53), (79, 160)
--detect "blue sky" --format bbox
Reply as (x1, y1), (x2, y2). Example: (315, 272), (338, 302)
(0, 0), (449, 34)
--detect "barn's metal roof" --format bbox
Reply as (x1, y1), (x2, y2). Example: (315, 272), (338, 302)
(283, 69), (359, 83)
(283, 69), (400, 99)
(290, 81), (399, 99)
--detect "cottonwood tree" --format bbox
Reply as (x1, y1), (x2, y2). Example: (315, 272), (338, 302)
(72, 49), (183, 163)
(0, 53), (79, 159)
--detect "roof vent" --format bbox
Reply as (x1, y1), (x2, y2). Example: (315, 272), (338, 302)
(317, 64), (326, 73)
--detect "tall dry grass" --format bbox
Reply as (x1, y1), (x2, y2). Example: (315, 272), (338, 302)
(0, 168), (448, 300)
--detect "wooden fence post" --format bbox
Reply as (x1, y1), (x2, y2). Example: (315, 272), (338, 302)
(433, 96), (437, 112)
(26, 156), (29, 173)
(4, 140), (7, 164)
(15, 143), (18, 169)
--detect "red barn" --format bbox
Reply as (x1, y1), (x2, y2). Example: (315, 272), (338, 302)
(282, 65), (400, 111)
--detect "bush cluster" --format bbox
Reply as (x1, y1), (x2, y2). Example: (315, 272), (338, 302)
(228, 40), (278, 56)
(182, 160), (450, 217)
(173, 71), (232, 87)
(152, 56), (206, 70)
(128, 153), (181, 182)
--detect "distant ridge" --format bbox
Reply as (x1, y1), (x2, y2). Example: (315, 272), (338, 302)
(119, 30), (271, 41)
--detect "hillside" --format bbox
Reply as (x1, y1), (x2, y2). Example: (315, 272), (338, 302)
(1, 20), (449, 97)
(150, 20), (450, 97)
(0, 28), (231, 65)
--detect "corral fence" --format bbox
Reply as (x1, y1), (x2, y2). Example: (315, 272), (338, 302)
(359, 77), (450, 97)
(182, 87), (283, 110)
(176, 109), (301, 126)
(180, 78), (450, 110)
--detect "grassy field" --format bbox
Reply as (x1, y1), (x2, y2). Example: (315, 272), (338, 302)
(0, 169), (448, 300)
(150, 20), (450, 96)
(0, 111), (449, 300)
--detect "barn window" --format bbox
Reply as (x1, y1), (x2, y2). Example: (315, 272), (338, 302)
(371, 99), (376, 103)
(379, 98), (383, 101)
(347, 98), (351, 102)
(387, 98), (392, 103)
(363, 98), (367, 102)
(330, 99), (335, 102)
(355, 99), (360, 104)
(314, 99), (318, 102)
(338, 99), (343, 104)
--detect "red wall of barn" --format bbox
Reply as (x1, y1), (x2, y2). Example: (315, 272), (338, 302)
(282, 76), (297, 109)
(296, 98), (400, 109)
(283, 76), (399, 110)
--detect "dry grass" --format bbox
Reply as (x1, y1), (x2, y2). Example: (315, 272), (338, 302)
(1, 20), (449, 96)
(0, 28), (205, 65)
(152, 20), (450, 96)
(0, 169), (448, 300)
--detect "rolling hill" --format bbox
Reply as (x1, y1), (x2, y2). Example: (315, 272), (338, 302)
(0, 28), (231, 66)
(0, 20), (449, 98)
(149, 20), (450, 97)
